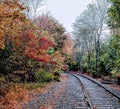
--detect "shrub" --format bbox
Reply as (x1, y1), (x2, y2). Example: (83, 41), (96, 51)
(68, 61), (78, 71)
(34, 69), (54, 82)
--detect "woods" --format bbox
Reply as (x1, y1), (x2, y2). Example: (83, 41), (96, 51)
(72, 0), (120, 82)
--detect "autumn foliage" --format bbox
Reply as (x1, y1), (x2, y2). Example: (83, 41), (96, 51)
(24, 35), (55, 63)
(0, 0), (28, 49)
(0, 0), (70, 108)
(0, 85), (28, 109)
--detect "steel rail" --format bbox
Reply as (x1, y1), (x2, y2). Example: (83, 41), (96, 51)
(76, 73), (120, 100)
(69, 73), (94, 109)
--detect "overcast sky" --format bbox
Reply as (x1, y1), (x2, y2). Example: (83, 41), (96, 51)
(46, 0), (93, 32)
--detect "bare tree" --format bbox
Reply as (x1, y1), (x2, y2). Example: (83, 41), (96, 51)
(19, 0), (45, 19)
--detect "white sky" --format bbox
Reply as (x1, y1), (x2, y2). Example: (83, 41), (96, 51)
(46, 0), (93, 32)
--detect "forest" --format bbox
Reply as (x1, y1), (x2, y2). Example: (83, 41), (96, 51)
(0, 0), (120, 108)
(72, 0), (120, 83)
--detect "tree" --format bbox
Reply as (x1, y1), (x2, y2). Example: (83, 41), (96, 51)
(20, 0), (45, 19)
(35, 14), (65, 50)
(62, 33), (73, 56)
(0, 0), (28, 49)
(73, 0), (109, 74)
(107, 0), (120, 35)
(107, 0), (120, 84)
(35, 15), (65, 35)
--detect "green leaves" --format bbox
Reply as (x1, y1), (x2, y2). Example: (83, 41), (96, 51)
(107, 0), (120, 30)
(48, 47), (54, 55)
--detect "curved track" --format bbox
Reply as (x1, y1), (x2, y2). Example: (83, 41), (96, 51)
(70, 72), (120, 109)
(54, 73), (92, 109)
(70, 73), (93, 109)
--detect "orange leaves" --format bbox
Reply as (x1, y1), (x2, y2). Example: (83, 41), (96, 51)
(0, 0), (27, 49)
(0, 85), (29, 109)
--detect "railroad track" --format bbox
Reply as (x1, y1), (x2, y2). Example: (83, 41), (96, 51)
(69, 72), (120, 109)
(54, 73), (92, 109)
(70, 73), (93, 109)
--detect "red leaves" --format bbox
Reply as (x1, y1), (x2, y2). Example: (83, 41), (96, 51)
(14, 30), (55, 63)
(39, 37), (54, 50)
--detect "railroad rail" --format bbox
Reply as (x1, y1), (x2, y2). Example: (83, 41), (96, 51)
(68, 72), (120, 109)
(69, 73), (94, 109)
(77, 73), (120, 100)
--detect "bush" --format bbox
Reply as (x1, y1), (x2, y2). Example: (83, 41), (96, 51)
(34, 69), (54, 82)
(69, 61), (79, 71)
